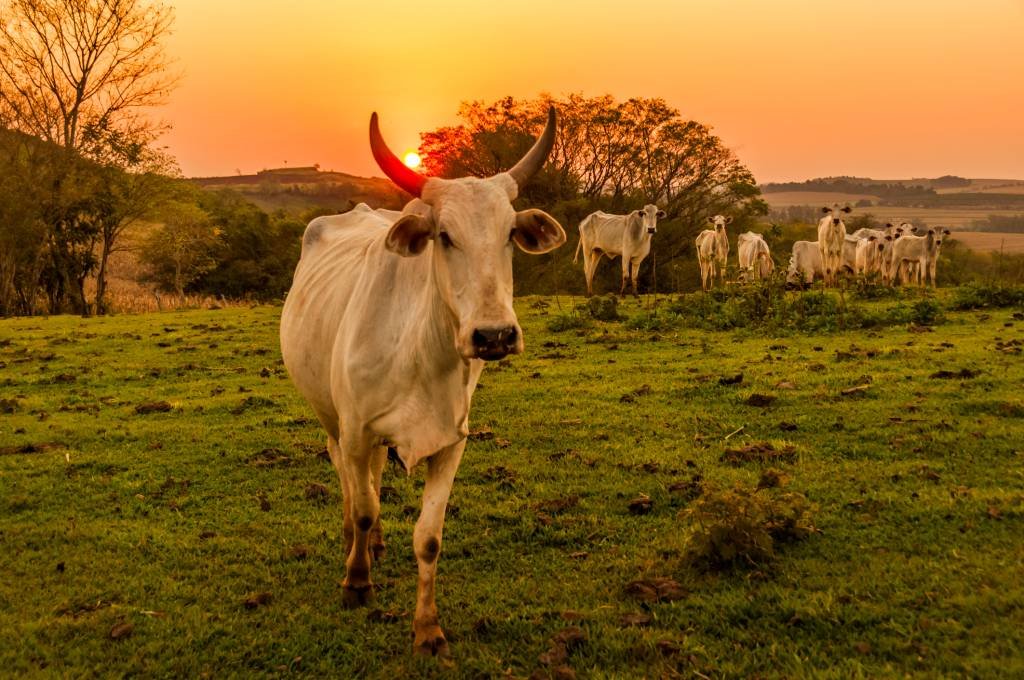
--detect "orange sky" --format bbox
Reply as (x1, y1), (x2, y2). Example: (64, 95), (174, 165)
(162, 0), (1024, 182)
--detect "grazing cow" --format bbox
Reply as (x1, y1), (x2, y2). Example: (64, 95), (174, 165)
(694, 215), (731, 290)
(817, 205), (852, 285)
(737, 231), (774, 281)
(280, 109), (566, 656)
(574, 204), (665, 297)
(786, 240), (823, 286)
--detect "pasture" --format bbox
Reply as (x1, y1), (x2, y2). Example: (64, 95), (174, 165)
(2, 295), (1023, 677)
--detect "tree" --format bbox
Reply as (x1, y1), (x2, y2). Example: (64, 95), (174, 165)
(140, 201), (220, 299)
(0, 0), (177, 314)
(417, 94), (767, 293)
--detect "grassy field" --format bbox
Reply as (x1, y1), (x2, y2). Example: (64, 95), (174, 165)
(2, 295), (1023, 677)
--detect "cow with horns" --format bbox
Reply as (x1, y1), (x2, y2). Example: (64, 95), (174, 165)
(280, 108), (566, 656)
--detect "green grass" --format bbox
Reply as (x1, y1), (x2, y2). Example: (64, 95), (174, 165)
(2, 296), (1023, 677)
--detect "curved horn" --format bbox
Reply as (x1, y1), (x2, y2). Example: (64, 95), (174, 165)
(369, 112), (427, 197)
(507, 106), (557, 189)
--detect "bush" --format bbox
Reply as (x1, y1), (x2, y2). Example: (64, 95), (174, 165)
(911, 298), (944, 325)
(546, 313), (589, 333)
(950, 283), (1024, 311)
(683, 483), (819, 571)
(585, 294), (622, 321)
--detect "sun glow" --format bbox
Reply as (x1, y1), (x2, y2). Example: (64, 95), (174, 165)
(403, 151), (422, 170)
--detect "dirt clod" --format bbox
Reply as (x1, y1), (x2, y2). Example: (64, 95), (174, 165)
(135, 401), (172, 415)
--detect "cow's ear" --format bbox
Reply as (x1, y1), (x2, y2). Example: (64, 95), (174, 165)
(885, 235), (892, 241)
(943, 229), (951, 235)
(385, 214), (434, 257)
(707, 216), (716, 224)
(513, 209), (566, 254)
(821, 207), (832, 214)
(868, 236), (877, 241)
(657, 210), (667, 219)
(725, 216), (734, 224)
(885, 222), (893, 228)
(634, 210), (644, 218)
(841, 206), (853, 213)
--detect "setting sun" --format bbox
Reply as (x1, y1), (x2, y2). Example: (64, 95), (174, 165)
(403, 151), (421, 170)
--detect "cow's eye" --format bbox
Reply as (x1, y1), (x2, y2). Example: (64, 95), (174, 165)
(438, 231), (454, 249)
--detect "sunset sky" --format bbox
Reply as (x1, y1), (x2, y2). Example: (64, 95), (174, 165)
(163, 0), (1024, 182)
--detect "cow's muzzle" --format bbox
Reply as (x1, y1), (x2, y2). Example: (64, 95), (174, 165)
(833, 219), (841, 226)
(647, 228), (656, 234)
(471, 326), (518, 361)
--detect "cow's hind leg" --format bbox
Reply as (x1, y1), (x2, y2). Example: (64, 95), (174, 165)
(338, 427), (380, 608)
(412, 440), (465, 656)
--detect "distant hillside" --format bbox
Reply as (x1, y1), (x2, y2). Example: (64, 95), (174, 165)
(191, 166), (407, 215)
(761, 175), (1024, 231)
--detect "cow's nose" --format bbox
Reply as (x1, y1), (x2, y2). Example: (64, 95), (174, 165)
(833, 219), (840, 225)
(647, 228), (656, 234)
(471, 326), (518, 360)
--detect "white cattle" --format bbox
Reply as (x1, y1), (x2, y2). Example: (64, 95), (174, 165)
(817, 205), (852, 285)
(891, 230), (935, 286)
(280, 109), (565, 656)
(854, 236), (881, 275)
(786, 240), (823, 286)
(926, 228), (952, 286)
(573, 204), (665, 296)
(877, 233), (902, 284)
(694, 215), (731, 290)
(737, 231), (774, 281)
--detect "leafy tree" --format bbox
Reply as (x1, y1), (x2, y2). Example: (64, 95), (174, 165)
(140, 201), (220, 299)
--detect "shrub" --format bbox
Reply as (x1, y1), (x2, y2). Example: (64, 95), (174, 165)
(546, 313), (589, 333)
(585, 294), (622, 321)
(950, 284), (1024, 311)
(683, 483), (818, 571)
(911, 298), (944, 325)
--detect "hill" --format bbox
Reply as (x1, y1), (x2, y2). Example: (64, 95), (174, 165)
(761, 175), (1024, 230)
(191, 166), (408, 215)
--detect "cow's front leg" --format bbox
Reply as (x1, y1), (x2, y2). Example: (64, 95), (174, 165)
(369, 445), (388, 562)
(631, 262), (640, 298)
(338, 428), (380, 608)
(327, 437), (355, 556)
(412, 440), (465, 657)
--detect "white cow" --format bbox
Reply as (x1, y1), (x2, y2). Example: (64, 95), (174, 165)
(695, 215), (732, 290)
(786, 240), (823, 286)
(925, 228), (952, 287)
(573, 204), (665, 297)
(280, 109), (565, 656)
(737, 231), (774, 281)
(817, 205), (852, 286)
(891, 230), (936, 286)
(854, 236), (881, 275)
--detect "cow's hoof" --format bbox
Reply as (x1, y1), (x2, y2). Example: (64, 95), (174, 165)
(341, 583), (374, 609)
(414, 633), (450, 657)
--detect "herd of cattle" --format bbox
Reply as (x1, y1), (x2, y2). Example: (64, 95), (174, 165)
(573, 203), (953, 295)
(279, 107), (955, 657)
